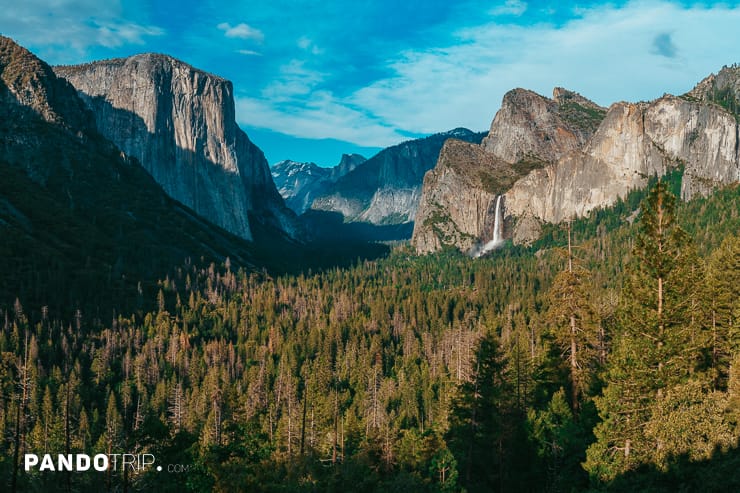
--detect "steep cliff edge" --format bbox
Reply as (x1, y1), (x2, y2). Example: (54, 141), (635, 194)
(412, 77), (740, 254)
(54, 55), (298, 242)
(481, 88), (605, 165)
(413, 88), (606, 253)
(0, 36), (264, 307)
(505, 96), (739, 225)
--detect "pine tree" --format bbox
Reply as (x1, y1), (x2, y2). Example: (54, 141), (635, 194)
(446, 332), (512, 492)
(546, 223), (599, 411)
(706, 235), (740, 388)
(585, 181), (708, 481)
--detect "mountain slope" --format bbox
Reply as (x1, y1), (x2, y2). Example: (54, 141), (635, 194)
(0, 36), (263, 312)
(54, 54), (298, 242)
(312, 128), (486, 225)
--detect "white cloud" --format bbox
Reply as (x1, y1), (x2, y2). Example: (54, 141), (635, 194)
(297, 36), (323, 55)
(0, 0), (162, 61)
(233, 1), (740, 148)
(94, 21), (163, 48)
(217, 22), (264, 41)
(489, 0), (528, 17)
(236, 95), (403, 146)
(235, 59), (404, 146)
(237, 49), (262, 56)
(346, 1), (740, 135)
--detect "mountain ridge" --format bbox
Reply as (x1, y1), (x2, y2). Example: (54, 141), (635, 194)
(271, 153), (366, 214)
(311, 127), (487, 226)
(0, 35), (267, 311)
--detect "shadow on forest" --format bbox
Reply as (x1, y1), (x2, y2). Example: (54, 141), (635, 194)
(0, 87), (394, 319)
(595, 445), (740, 492)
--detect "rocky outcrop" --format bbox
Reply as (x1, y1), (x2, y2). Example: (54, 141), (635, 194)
(412, 139), (515, 254)
(330, 153), (366, 180)
(0, 37), (94, 134)
(313, 128), (486, 227)
(412, 79), (740, 254)
(481, 88), (605, 165)
(55, 54), (297, 242)
(504, 96), (739, 223)
(271, 154), (365, 215)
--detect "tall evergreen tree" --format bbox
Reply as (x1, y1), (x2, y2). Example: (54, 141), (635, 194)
(585, 181), (708, 481)
(546, 223), (599, 411)
(706, 235), (740, 388)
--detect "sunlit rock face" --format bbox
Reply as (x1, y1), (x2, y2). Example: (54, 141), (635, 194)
(55, 54), (299, 241)
(413, 77), (740, 254)
(312, 128), (486, 227)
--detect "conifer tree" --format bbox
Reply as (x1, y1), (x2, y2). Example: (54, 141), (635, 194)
(546, 223), (599, 411)
(446, 332), (512, 492)
(585, 181), (708, 481)
(706, 235), (740, 388)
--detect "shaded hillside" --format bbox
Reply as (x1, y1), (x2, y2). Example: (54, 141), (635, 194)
(312, 128), (487, 225)
(0, 36), (265, 316)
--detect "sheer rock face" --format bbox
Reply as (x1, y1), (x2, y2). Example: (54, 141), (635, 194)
(504, 97), (739, 223)
(481, 88), (604, 165)
(413, 80), (740, 254)
(55, 54), (297, 241)
(412, 139), (511, 254)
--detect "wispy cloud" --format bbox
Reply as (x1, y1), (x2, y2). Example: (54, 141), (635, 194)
(0, 0), (162, 61)
(341, 1), (740, 137)
(297, 36), (323, 55)
(217, 22), (264, 42)
(93, 20), (163, 48)
(237, 57), (405, 146)
(228, 1), (740, 148)
(235, 94), (402, 146)
(237, 49), (262, 56)
(651, 32), (678, 58)
(489, 0), (528, 17)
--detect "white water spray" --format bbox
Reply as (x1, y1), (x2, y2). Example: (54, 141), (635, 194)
(475, 195), (504, 257)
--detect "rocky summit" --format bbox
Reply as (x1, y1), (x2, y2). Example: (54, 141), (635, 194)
(55, 55), (298, 242)
(412, 78), (740, 254)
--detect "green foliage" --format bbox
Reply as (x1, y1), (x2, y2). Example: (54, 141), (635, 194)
(558, 102), (607, 132)
(0, 174), (738, 491)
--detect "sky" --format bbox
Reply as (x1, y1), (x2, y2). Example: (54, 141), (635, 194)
(3, 1), (740, 166)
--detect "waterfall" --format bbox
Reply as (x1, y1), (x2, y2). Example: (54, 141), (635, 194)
(475, 195), (504, 257)
(492, 194), (503, 244)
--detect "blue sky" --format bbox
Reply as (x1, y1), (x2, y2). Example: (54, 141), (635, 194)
(3, 1), (740, 166)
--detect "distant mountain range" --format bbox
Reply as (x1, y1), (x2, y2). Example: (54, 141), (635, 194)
(273, 128), (486, 230)
(271, 153), (366, 214)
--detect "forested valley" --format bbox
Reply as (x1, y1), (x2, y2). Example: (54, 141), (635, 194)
(1, 177), (739, 493)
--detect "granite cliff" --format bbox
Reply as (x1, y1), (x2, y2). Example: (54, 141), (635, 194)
(0, 36), (263, 305)
(54, 55), (298, 242)
(412, 75), (740, 254)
